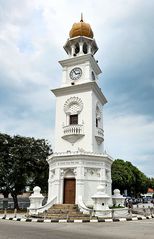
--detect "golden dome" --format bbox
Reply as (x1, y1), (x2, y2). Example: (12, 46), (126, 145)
(69, 15), (93, 39)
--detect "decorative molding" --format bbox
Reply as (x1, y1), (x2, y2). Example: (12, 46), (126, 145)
(64, 97), (83, 115)
(59, 54), (101, 75)
(73, 168), (77, 176)
(58, 161), (80, 166)
(60, 169), (64, 177)
(84, 168), (100, 177)
(47, 153), (113, 168)
(50, 169), (55, 179)
(60, 168), (76, 178)
(51, 82), (107, 105)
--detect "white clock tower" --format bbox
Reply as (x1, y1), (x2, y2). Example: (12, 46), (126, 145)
(47, 16), (113, 207)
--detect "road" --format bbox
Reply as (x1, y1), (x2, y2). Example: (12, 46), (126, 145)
(0, 219), (154, 239)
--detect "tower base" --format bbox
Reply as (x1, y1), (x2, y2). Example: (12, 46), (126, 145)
(47, 151), (113, 207)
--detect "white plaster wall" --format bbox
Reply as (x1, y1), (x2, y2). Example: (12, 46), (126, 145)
(84, 180), (99, 205)
(54, 89), (105, 154)
(54, 90), (93, 153)
(61, 60), (96, 87)
(92, 91), (104, 153)
(47, 156), (112, 206)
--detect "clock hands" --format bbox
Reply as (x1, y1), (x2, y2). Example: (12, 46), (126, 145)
(73, 69), (77, 75)
(73, 69), (80, 75)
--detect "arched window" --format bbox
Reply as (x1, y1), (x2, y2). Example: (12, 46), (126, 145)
(83, 42), (88, 54)
(75, 43), (79, 55)
(96, 104), (101, 128)
(64, 97), (83, 126)
(96, 118), (99, 128)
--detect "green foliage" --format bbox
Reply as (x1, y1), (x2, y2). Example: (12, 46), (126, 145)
(0, 133), (13, 198)
(0, 132), (52, 208)
(111, 159), (149, 196)
(148, 178), (154, 189)
(109, 205), (125, 209)
(111, 159), (134, 193)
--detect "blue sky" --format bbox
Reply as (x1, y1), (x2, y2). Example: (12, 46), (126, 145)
(0, 0), (154, 177)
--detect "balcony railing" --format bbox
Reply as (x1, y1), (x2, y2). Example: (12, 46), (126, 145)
(62, 124), (84, 143)
(95, 127), (104, 144)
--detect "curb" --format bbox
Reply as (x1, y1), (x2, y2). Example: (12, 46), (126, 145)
(0, 215), (153, 223)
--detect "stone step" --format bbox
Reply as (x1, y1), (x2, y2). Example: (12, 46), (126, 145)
(52, 204), (78, 210)
(44, 214), (67, 219)
(47, 209), (79, 214)
(37, 204), (91, 220)
(68, 214), (90, 218)
(45, 213), (90, 218)
(68, 212), (85, 216)
(44, 215), (92, 220)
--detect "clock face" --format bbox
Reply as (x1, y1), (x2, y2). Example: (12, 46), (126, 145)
(70, 67), (82, 80)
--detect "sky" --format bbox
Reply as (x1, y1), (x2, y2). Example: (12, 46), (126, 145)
(0, 0), (154, 177)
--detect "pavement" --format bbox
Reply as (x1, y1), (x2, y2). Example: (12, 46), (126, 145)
(0, 203), (153, 223)
(0, 218), (154, 239)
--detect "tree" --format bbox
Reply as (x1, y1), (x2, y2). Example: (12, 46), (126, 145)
(111, 159), (134, 194)
(125, 161), (148, 196)
(0, 132), (51, 209)
(148, 178), (154, 189)
(0, 133), (13, 198)
(25, 137), (51, 193)
(111, 159), (149, 196)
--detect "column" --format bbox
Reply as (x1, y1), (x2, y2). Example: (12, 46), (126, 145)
(79, 42), (83, 55)
(88, 45), (91, 54)
(54, 168), (61, 203)
(75, 166), (85, 203)
(71, 45), (75, 56)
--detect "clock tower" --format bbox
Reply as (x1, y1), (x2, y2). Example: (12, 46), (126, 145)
(47, 16), (113, 207)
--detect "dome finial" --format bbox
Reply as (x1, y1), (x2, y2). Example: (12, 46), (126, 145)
(80, 13), (83, 22)
(69, 15), (94, 38)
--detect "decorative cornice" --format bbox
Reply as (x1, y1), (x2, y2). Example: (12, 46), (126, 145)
(64, 96), (83, 114)
(51, 82), (107, 105)
(59, 54), (101, 75)
(47, 151), (113, 164)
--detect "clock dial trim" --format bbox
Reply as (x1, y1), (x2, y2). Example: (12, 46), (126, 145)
(69, 67), (82, 80)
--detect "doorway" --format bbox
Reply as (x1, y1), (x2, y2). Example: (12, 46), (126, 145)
(63, 178), (76, 204)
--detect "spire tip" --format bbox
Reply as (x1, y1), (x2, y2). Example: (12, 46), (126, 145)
(80, 13), (83, 22)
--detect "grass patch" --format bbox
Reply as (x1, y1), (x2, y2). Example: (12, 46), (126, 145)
(109, 205), (125, 209)
(0, 209), (27, 214)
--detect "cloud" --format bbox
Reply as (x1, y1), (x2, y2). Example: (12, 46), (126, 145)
(0, 0), (153, 177)
(104, 111), (154, 177)
(99, 0), (154, 119)
(0, 107), (55, 144)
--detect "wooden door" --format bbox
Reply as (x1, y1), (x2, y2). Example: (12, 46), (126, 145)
(63, 178), (76, 204)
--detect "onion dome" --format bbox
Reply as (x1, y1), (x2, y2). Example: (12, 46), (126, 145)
(69, 14), (94, 39)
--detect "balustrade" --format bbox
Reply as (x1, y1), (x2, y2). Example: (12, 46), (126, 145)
(63, 124), (84, 136)
(95, 127), (104, 144)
